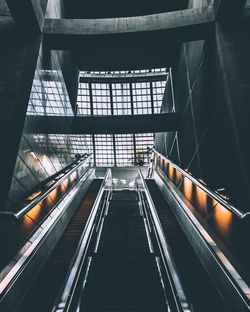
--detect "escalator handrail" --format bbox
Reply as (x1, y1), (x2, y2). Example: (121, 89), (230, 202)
(155, 169), (250, 307)
(52, 169), (112, 312)
(136, 169), (192, 312)
(153, 148), (249, 219)
(0, 154), (92, 221)
(0, 168), (95, 301)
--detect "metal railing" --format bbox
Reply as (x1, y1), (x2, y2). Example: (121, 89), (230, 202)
(153, 148), (250, 219)
(135, 169), (192, 312)
(152, 150), (250, 309)
(52, 169), (113, 312)
(0, 154), (92, 221)
(0, 167), (95, 307)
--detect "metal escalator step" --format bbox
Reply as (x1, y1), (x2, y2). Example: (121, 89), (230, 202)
(81, 190), (166, 311)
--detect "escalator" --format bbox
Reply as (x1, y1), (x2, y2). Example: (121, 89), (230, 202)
(9, 172), (243, 312)
(0, 155), (91, 275)
(80, 190), (166, 311)
(146, 179), (230, 312)
(16, 179), (102, 312)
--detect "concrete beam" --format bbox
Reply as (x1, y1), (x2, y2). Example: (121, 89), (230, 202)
(43, 6), (214, 50)
(79, 73), (167, 84)
(5, 0), (47, 33)
(26, 113), (180, 135)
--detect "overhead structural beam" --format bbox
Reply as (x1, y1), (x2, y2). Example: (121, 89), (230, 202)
(5, 0), (46, 33)
(26, 113), (180, 135)
(43, 6), (215, 50)
(79, 73), (168, 84)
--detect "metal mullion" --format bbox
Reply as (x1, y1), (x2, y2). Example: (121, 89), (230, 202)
(92, 134), (96, 166)
(133, 134), (137, 166)
(129, 83), (134, 115)
(169, 67), (176, 112)
(89, 82), (94, 116)
(109, 83), (114, 115)
(150, 81), (154, 114)
(112, 134), (117, 167)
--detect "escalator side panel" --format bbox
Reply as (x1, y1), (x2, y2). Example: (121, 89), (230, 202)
(147, 180), (230, 312)
(15, 179), (102, 312)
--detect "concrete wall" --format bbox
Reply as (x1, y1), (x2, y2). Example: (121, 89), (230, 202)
(5, 46), (75, 212)
(59, 50), (79, 114)
(1, 0), (79, 211)
(155, 2), (250, 211)
(188, 0), (211, 8)
(0, 0), (43, 210)
(0, 0), (10, 15)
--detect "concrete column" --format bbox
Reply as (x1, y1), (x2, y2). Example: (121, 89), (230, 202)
(5, 0), (48, 33)
(0, 19), (41, 209)
(215, 20), (250, 200)
(215, 0), (247, 20)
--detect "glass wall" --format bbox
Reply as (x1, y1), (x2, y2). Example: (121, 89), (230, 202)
(6, 48), (74, 212)
(6, 67), (167, 211)
(77, 71), (167, 116)
(75, 69), (167, 166)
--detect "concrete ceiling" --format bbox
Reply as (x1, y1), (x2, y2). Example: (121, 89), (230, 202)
(63, 0), (189, 19)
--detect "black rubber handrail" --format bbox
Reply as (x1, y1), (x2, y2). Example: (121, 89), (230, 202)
(0, 154), (92, 221)
(153, 148), (249, 219)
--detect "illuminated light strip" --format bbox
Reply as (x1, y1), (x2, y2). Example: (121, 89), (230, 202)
(53, 169), (112, 312)
(0, 155), (92, 221)
(0, 169), (94, 298)
(26, 190), (43, 201)
(153, 149), (250, 219)
(155, 169), (250, 305)
(14, 155), (92, 220)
